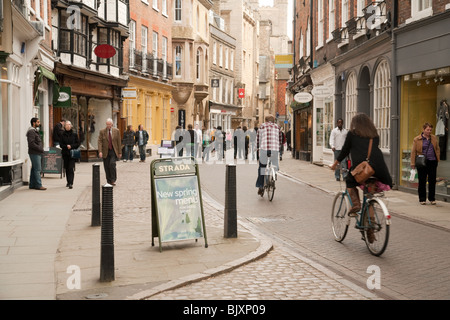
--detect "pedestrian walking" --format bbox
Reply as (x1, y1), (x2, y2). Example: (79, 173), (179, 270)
(195, 124), (203, 159)
(52, 118), (65, 147)
(215, 126), (225, 160)
(286, 129), (291, 151)
(233, 126), (244, 159)
(330, 118), (348, 181)
(202, 128), (211, 162)
(60, 121), (80, 189)
(256, 115), (282, 196)
(98, 118), (122, 186)
(122, 125), (135, 162)
(411, 122), (440, 205)
(174, 126), (184, 157)
(330, 113), (392, 215)
(135, 124), (149, 162)
(185, 124), (196, 157)
(279, 128), (286, 161)
(243, 126), (249, 160)
(249, 127), (258, 161)
(26, 117), (46, 190)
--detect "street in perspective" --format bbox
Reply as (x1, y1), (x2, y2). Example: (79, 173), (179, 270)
(1, 0), (450, 309)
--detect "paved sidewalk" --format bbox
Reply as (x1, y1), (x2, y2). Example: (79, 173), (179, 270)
(1, 151), (448, 300)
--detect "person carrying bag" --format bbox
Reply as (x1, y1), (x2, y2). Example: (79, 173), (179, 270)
(411, 122), (440, 205)
(330, 113), (392, 216)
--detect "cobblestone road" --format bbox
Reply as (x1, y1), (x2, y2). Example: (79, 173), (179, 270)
(148, 244), (378, 300)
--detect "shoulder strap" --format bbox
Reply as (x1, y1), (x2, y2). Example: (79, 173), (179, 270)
(367, 139), (373, 161)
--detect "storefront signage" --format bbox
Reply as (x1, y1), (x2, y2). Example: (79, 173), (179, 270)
(94, 44), (116, 59)
(54, 87), (72, 108)
(238, 88), (245, 98)
(150, 158), (208, 252)
(41, 147), (63, 178)
(122, 87), (137, 100)
(311, 86), (333, 98)
(211, 79), (220, 87)
(294, 92), (313, 103)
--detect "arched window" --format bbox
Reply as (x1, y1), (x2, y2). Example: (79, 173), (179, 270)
(374, 60), (391, 151)
(345, 72), (357, 128)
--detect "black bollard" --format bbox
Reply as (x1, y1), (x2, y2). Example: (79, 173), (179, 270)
(100, 184), (115, 282)
(91, 164), (101, 227)
(224, 164), (237, 238)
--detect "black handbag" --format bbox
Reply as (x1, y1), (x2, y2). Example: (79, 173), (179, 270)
(415, 155), (426, 168)
(415, 140), (431, 169)
(70, 148), (81, 159)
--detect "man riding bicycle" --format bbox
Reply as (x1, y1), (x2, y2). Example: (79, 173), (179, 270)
(256, 114), (283, 196)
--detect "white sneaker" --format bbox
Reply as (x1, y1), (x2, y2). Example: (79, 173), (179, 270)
(123, 160), (127, 162)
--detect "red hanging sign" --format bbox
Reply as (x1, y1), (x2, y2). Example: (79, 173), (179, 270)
(238, 88), (245, 98)
(94, 44), (116, 59)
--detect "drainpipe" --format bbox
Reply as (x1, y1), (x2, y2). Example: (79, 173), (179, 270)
(391, 0), (399, 189)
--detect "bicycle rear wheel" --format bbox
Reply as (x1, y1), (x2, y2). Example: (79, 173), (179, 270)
(363, 199), (390, 256)
(266, 169), (275, 201)
(331, 192), (350, 242)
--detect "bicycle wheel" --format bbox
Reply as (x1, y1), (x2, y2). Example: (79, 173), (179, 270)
(266, 169), (275, 201)
(363, 198), (390, 256)
(331, 192), (350, 242)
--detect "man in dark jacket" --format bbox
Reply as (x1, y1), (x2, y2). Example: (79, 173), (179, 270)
(52, 118), (65, 147)
(27, 117), (46, 190)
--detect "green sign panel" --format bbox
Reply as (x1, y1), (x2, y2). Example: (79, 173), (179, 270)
(151, 158), (208, 251)
(54, 86), (72, 108)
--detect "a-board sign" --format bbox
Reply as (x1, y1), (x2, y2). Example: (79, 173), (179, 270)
(150, 157), (208, 251)
(41, 147), (63, 178)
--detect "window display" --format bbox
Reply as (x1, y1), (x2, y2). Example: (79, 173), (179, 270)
(400, 68), (450, 197)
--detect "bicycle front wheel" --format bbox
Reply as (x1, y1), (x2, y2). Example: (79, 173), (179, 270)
(363, 198), (390, 256)
(331, 192), (350, 242)
(266, 169), (275, 201)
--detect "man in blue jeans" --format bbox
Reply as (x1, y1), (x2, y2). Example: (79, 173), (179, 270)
(27, 117), (46, 190)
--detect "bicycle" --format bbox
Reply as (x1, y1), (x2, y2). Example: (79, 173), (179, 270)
(331, 167), (391, 256)
(260, 155), (277, 201)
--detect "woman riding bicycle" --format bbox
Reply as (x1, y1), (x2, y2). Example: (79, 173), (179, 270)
(330, 113), (392, 215)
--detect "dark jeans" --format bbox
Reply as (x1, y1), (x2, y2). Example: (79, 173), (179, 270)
(29, 154), (43, 189)
(256, 150), (279, 188)
(418, 160), (438, 202)
(63, 154), (76, 185)
(138, 144), (146, 161)
(103, 149), (117, 184)
(124, 145), (134, 161)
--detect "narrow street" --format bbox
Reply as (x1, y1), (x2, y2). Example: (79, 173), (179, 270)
(148, 152), (450, 300)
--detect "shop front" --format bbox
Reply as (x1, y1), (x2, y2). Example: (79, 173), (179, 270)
(399, 70), (450, 199)
(395, 11), (450, 200)
(54, 63), (127, 161)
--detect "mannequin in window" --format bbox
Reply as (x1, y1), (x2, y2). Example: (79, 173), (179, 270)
(436, 100), (449, 160)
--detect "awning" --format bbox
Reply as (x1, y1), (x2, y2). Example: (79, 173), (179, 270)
(34, 66), (60, 105)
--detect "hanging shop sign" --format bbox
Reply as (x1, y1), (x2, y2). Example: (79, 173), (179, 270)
(311, 85), (333, 99)
(294, 92), (313, 103)
(94, 44), (116, 59)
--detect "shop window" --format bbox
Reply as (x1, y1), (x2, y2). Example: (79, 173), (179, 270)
(374, 60), (391, 152)
(345, 72), (357, 128)
(400, 70), (450, 197)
